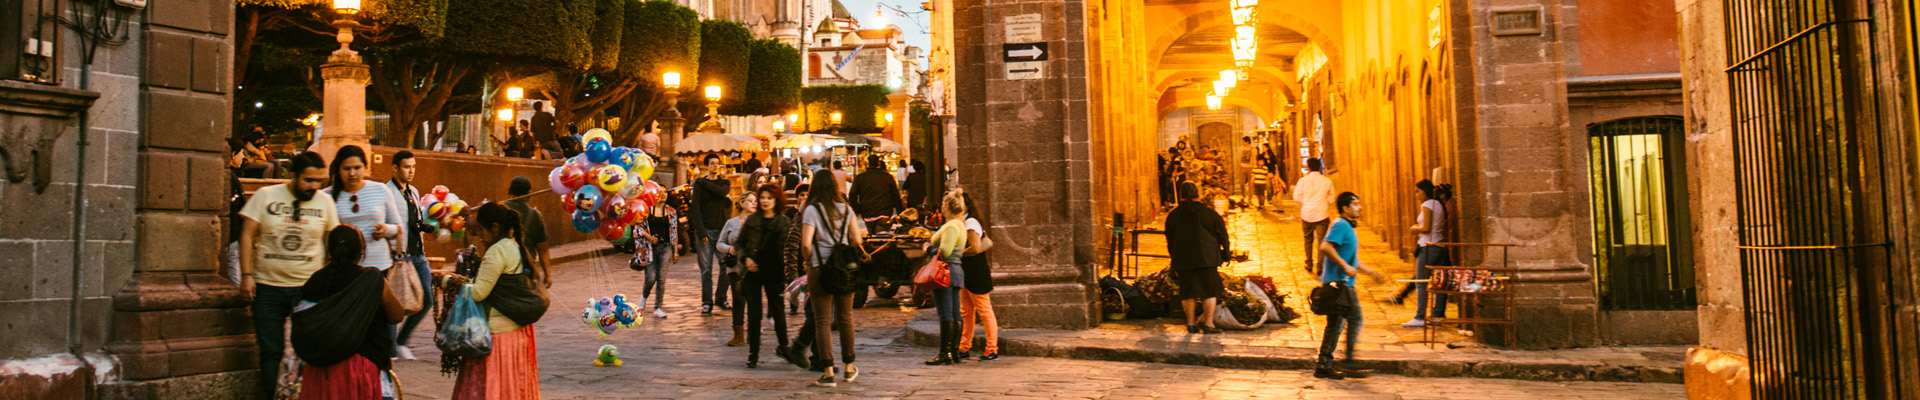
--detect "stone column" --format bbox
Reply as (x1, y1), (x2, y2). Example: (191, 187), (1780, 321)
(952, 0), (1097, 329)
(310, 50), (371, 162)
(102, 0), (257, 397)
(885, 93), (912, 159)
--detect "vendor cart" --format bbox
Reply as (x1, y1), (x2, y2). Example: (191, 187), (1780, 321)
(850, 206), (940, 306)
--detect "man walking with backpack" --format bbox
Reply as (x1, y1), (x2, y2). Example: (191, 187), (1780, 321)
(1314, 192), (1387, 380)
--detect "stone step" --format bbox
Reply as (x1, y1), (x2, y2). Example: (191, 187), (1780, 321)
(903, 315), (1684, 383)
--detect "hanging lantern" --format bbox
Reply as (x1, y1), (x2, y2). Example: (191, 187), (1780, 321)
(1232, 26), (1258, 61)
(1206, 94), (1223, 110)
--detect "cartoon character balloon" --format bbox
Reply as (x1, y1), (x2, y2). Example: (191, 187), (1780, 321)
(593, 165), (628, 193)
(595, 344), (622, 367)
(573, 209), (600, 234)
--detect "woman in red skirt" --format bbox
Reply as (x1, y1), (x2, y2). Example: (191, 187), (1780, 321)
(453, 203), (543, 399)
(294, 225), (407, 399)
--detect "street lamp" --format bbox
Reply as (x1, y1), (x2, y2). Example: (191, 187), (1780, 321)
(829, 112), (843, 135)
(1214, 80), (1231, 96)
(698, 85), (724, 133)
(497, 108), (514, 121)
(772, 120), (787, 134)
(1206, 94), (1223, 110)
(506, 87), (524, 102)
(309, 0), (372, 162)
(883, 112), (894, 127)
(659, 71), (687, 185)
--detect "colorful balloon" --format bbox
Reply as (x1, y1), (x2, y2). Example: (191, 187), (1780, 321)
(596, 221), (628, 242)
(573, 209), (600, 233)
(560, 163), (590, 190)
(574, 186), (603, 211)
(629, 151), (655, 180)
(584, 140), (613, 164)
(431, 186), (450, 201)
(610, 149), (637, 171)
(447, 217), (466, 232)
(549, 166), (573, 196)
(601, 195), (630, 221)
(583, 128), (612, 146)
(427, 202), (449, 220)
(436, 229), (452, 243)
(592, 165), (628, 193)
(448, 200), (466, 216)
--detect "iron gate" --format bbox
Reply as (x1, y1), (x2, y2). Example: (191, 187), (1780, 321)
(1723, 0), (1902, 397)
(1587, 116), (1695, 311)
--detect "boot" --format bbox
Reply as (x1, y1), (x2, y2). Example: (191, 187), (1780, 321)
(946, 321), (964, 364)
(727, 325), (745, 347)
(925, 321), (955, 365)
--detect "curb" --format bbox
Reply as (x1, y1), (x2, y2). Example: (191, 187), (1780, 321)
(903, 314), (1683, 383)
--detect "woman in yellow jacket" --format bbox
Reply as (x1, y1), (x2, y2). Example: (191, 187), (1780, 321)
(925, 190), (979, 365)
(453, 203), (541, 400)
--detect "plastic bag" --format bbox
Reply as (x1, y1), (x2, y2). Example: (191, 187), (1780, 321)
(1244, 280), (1283, 324)
(1214, 285), (1268, 330)
(436, 285), (492, 358)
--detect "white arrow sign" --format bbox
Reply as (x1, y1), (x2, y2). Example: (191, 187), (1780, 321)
(1008, 46), (1044, 60)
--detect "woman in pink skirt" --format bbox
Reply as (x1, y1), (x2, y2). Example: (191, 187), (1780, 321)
(453, 202), (543, 399)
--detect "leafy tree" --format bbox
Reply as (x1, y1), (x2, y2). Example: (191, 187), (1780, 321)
(234, 0), (446, 143)
(736, 38), (801, 116)
(684, 19), (750, 127)
(602, 0), (703, 145)
(800, 84), (892, 133)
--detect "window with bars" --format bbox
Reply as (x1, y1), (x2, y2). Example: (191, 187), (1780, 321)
(1586, 116), (1695, 311)
(1723, 0), (1906, 397)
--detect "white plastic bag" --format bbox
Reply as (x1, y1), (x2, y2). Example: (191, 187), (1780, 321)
(1213, 281), (1271, 330)
(1247, 281), (1283, 322)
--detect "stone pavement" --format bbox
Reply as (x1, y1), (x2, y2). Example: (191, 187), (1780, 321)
(908, 201), (1686, 383)
(388, 244), (1686, 398)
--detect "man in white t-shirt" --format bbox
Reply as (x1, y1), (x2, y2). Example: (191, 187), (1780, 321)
(1291, 158), (1336, 272)
(238, 151), (339, 399)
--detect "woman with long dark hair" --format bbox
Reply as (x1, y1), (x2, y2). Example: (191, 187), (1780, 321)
(324, 145), (407, 273)
(737, 184), (793, 368)
(799, 169), (865, 387)
(955, 192), (999, 361)
(291, 225), (406, 399)
(452, 202), (542, 399)
(1392, 180), (1450, 326)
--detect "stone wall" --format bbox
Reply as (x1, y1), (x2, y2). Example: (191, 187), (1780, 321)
(950, 0), (1097, 329)
(361, 147), (594, 259)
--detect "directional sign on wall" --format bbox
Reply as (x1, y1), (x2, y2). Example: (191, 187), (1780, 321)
(1004, 42), (1048, 80)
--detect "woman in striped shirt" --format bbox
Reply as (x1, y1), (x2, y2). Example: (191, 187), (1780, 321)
(324, 145), (407, 272)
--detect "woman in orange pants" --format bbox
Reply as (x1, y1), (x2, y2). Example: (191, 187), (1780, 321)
(955, 193), (1000, 361)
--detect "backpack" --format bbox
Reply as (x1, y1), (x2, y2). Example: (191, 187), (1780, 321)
(812, 204), (867, 295)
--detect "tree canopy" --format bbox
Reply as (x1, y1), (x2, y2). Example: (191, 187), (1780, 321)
(696, 20), (751, 114)
(801, 84), (893, 133)
(736, 38), (800, 116)
(620, 0), (701, 80)
(441, 0), (595, 70)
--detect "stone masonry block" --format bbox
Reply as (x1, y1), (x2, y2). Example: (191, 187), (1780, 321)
(145, 31), (192, 89)
(150, 0), (209, 32)
(1483, 103), (1559, 128)
(191, 37), (225, 93)
(135, 213), (220, 272)
(89, 73), (141, 133)
(208, 0), (232, 36)
(141, 152), (188, 210)
(104, 241), (135, 296)
(187, 155), (228, 211)
(0, 299), (67, 359)
(33, 241), (75, 299)
(0, 242), (32, 301)
(88, 186), (136, 241)
(1, 183), (73, 241)
(107, 131), (139, 187)
(49, 127), (109, 187)
(144, 91), (227, 152)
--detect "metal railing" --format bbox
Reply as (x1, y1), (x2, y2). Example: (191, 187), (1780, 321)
(1723, 0), (1902, 397)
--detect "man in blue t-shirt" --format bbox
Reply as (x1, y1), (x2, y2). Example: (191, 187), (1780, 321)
(1316, 192), (1388, 380)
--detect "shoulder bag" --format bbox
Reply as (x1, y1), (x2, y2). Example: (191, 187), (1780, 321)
(385, 239), (424, 316)
(913, 257), (950, 287)
(1308, 281), (1355, 316)
(485, 243), (551, 326)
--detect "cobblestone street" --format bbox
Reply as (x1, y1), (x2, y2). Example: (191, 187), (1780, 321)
(388, 243), (1685, 398)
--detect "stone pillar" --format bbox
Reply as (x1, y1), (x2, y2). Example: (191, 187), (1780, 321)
(952, 0), (1098, 329)
(101, 0), (256, 397)
(311, 52), (371, 162)
(885, 93), (912, 159)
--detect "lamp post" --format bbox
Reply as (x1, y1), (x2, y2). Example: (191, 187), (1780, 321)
(659, 72), (687, 186)
(829, 111), (843, 136)
(698, 85), (724, 133)
(311, 0), (372, 162)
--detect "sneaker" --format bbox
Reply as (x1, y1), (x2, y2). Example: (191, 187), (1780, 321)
(814, 367), (838, 388)
(637, 297), (648, 312)
(394, 346), (416, 361)
(979, 352), (999, 361)
(1313, 368), (1346, 380)
(701, 305), (714, 315)
(653, 309), (668, 318)
(843, 363), (859, 382)
(1401, 319), (1426, 328)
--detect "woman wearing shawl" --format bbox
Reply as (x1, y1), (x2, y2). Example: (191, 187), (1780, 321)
(292, 225), (407, 399)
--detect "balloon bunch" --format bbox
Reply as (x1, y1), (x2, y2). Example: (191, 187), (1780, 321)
(580, 294), (641, 338)
(421, 185), (469, 243)
(549, 129), (667, 245)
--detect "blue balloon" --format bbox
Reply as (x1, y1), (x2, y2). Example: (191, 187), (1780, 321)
(573, 185), (603, 211)
(585, 141), (613, 163)
(609, 148), (636, 170)
(573, 209), (600, 233)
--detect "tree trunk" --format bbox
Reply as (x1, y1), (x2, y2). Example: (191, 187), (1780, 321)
(538, 71), (643, 137)
(368, 53), (471, 150)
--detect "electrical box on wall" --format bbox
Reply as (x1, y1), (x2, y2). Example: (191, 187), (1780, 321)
(115, 0), (145, 10)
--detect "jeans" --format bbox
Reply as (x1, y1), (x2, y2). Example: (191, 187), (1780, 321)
(958, 291), (998, 354)
(792, 297), (816, 363)
(252, 284), (304, 399)
(1317, 285), (1363, 367)
(742, 277), (788, 361)
(644, 241), (671, 309)
(395, 253), (435, 346)
(934, 256), (965, 322)
(808, 266), (857, 366)
(697, 228), (722, 307)
(1394, 246), (1451, 320)
(1301, 219), (1330, 268)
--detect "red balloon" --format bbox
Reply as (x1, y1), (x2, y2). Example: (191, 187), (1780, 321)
(596, 222), (627, 241)
(432, 185), (451, 201)
(602, 195), (630, 221)
(559, 163), (590, 190)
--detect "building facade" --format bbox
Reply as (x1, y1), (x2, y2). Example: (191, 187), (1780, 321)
(3, 0), (254, 397)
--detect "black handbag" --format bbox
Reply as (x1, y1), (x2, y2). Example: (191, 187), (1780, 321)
(1308, 281), (1355, 316)
(485, 243), (550, 326)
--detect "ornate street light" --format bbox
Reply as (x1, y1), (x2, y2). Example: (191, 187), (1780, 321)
(698, 85), (724, 133)
(1219, 70), (1237, 84)
(1214, 80), (1232, 96)
(773, 120), (787, 133)
(883, 112), (894, 127)
(659, 71), (687, 185)
(1206, 94), (1223, 110)
(830, 112), (843, 125)
(309, 0), (372, 161)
